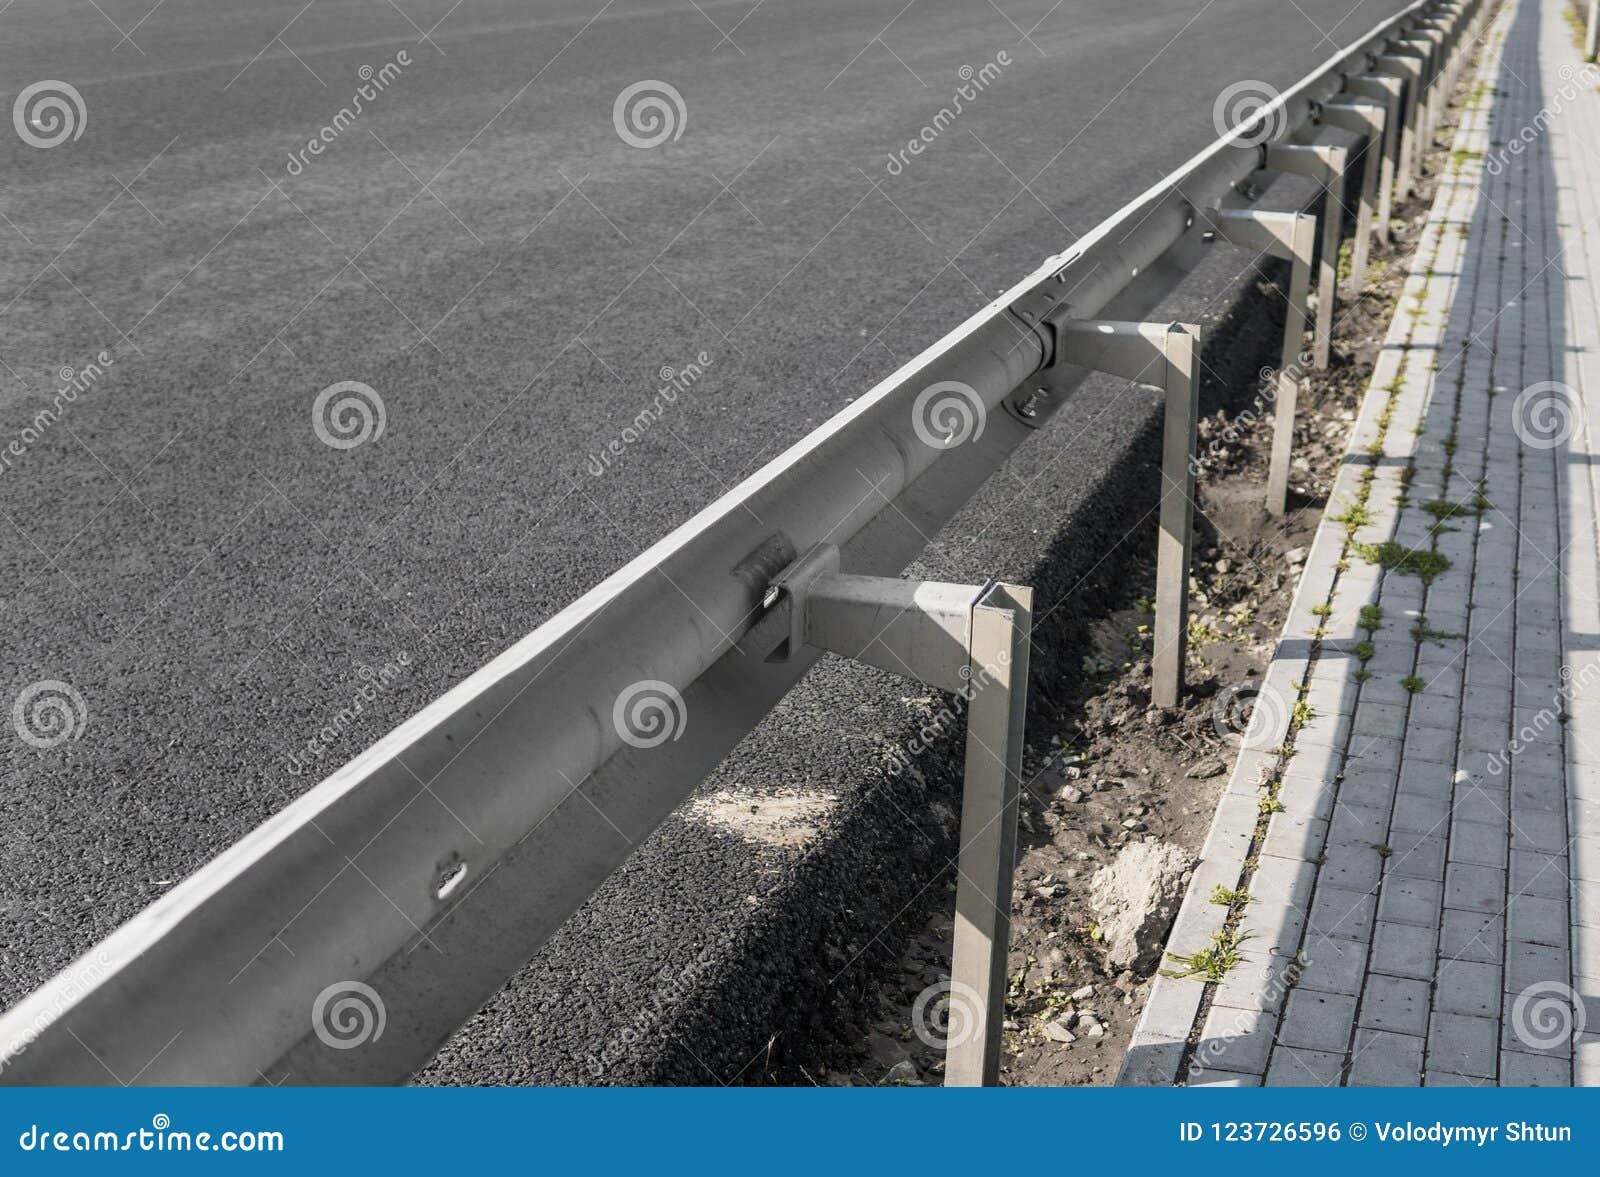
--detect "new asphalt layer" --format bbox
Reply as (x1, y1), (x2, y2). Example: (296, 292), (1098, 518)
(1, 0), (1411, 1082)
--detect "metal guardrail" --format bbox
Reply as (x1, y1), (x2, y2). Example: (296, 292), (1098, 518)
(0, 0), (1485, 1087)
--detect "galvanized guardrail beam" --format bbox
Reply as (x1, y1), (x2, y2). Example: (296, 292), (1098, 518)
(0, 0), (1482, 1087)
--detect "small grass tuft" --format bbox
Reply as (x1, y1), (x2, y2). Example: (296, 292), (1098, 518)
(1162, 929), (1251, 982)
(1354, 542), (1452, 583)
(1210, 885), (1252, 907)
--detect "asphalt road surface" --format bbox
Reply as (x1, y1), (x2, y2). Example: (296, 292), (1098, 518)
(1, 0), (1410, 1082)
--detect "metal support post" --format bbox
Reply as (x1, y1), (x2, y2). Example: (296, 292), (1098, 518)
(1375, 53), (1424, 198)
(1266, 138), (1350, 371)
(1346, 76), (1404, 245)
(1319, 101), (1386, 292)
(1053, 321), (1199, 709)
(1207, 208), (1317, 517)
(759, 547), (1032, 1088)
(1589, 0), (1598, 62)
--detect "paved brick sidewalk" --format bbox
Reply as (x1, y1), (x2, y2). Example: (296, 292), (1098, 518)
(1120, 0), (1600, 1087)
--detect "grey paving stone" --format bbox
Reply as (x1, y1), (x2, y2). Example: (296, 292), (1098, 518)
(1299, 933), (1368, 995)
(1423, 1070), (1493, 1086)
(1278, 990), (1358, 1054)
(1507, 893), (1570, 948)
(1396, 759), (1455, 800)
(1387, 827), (1447, 880)
(1378, 876), (1444, 927)
(1435, 958), (1501, 1017)
(1338, 766), (1399, 810)
(1450, 780), (1510, 825)
(1505, 940), (1572, 995)
(1511, 809), (1569, 855)
(1428, 1011), (1499, 1079)
(1321, 841), (1384, 892)
(1501, 1050), (1571, 1086)
(1391, 789), (1450, 834)
(1444, 861), (1506, 913)
(1348, 1028), (1424, 1086)
(1372, 921), (1435, 981)
(1307, 885), (1377, 942)
(1504, 850), (1568, 895)
(1327, 802), (1390, 849)
(1264, 1045), (1346, 1087)
(1438, 908), (1504, 964)
(1195, 1005), (1275, 1075)
(1359, 974), (1430, 1036)
(1448, 818), (1508, 869)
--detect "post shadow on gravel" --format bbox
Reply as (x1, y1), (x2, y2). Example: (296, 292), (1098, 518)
(1122, 0), (1564, 1086)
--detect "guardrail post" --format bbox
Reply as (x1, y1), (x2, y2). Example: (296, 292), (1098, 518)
(1318, 102), (1386, 292)
(1053, 321), (1200, 708)
(1207, 208), (1317, 517)
(1589, 0), (1599, 62)
(1375, 53), (1424, 198)
(946, 583), (1031, 1087)
(1265, 139), (1349, 371)
(1345, 76), (1404, 246)
(756, 551), (1033, 1088)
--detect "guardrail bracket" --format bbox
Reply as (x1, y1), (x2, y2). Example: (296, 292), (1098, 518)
(761, 547), (1032, 1087)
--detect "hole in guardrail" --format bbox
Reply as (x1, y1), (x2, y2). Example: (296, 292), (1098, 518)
(434, 859), (468, 901)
